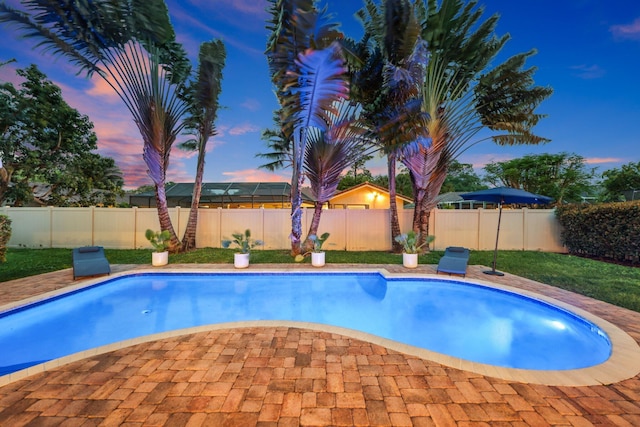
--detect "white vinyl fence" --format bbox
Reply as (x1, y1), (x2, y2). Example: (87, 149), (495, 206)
(1, 206), (566, 252)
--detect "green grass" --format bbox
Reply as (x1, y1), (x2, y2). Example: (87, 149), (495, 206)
(2, 248), (639, 313)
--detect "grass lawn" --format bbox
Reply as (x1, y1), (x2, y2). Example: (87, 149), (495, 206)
(1, 248), (639, 313)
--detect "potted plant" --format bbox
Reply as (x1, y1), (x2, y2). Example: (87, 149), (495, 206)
(295, 232), (330, 267)
(222, 229), (264, 268)
(310, 232), (330, 267)
(394, 231), (435, 268)
(145, 229), (171, 266)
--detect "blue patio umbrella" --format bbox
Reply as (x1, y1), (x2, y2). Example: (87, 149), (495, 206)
(460, 187), (553, 276)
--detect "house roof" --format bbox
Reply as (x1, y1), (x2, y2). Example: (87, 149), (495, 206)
(332, 181), (413, 203)
(130, 182), (313, 206)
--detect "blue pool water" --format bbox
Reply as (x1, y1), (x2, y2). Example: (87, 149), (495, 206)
(0, 272), (611, 375)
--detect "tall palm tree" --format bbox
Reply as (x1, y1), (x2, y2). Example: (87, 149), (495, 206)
(178, 40), (226, 251)
(0, 0), (192, 250)
(350, 0), (429, 252)
(401, 0), (552, 239)
(303, 100), (371, 242)
(266, 0), (348, 255)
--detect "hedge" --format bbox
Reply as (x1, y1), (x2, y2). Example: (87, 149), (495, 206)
(555, 201), (640, 264)
(0, 214), (11, 263)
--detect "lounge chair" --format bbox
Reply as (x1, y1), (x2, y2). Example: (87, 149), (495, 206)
(72, 246), (111, 279)
(437, 246), (470, 277)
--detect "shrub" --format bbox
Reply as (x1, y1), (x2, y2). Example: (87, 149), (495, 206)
(0, 215), (12, 263)
(556, 201), (640, 263)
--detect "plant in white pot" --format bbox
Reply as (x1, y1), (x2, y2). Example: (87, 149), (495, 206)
(145, 229), (171, 266)
(222, 229), (264, 268)
(295, 232), (330, 267)
(394, 231), (434, 269)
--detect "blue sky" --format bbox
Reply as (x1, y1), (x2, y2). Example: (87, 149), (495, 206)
(1, 0), (639, 189)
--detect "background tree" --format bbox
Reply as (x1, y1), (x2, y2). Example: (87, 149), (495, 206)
(178, 40), (226, 251)
(0, 65), (123, 206)
(349, 0), (430, 252)
(1, 0), (192, 251)
(483, 152), (595, 204)
(257, 112), (293, 172)
(439, 160), (485, 193)
(600, 161), (640, 202)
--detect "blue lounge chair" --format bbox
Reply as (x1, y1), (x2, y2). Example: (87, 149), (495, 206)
(72, 246), (111, 279)
(437, 246), (470, 277)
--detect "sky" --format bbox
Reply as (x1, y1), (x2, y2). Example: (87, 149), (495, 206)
(1, 0), (639, 190)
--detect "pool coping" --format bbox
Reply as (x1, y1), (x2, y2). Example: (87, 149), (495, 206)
(2, 267), (640, 388)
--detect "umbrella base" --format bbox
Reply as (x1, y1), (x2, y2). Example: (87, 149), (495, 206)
(483, 270), (505, 277)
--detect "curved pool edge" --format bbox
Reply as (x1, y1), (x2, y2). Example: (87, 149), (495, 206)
(2, 267), (640, 388)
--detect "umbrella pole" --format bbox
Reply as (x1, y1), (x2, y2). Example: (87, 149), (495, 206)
(484, 202), (505, 276)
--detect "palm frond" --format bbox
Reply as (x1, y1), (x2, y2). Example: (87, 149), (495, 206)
(303, 102), (372, 202)
(284, 42), (349, 132)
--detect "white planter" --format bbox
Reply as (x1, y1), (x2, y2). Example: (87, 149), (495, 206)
(311, 252), (325, 267)
(234, 253), (250, 269)
(152, 251), (169, 267)
(402, 253), (418, 269)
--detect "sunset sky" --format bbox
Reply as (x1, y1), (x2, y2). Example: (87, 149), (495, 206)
(1, 0), (639, 189)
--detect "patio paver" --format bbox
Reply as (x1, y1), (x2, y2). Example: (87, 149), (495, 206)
(1, 263), (640, 426)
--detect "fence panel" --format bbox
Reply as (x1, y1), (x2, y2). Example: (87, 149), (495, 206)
(93, 208), (136, 249)
(263, 210), (291, 250)
(524, 209), (565, 252)
(2, 207), (565, 253)
(432, 209), (480, 251)
(196, 208), (221, 248)
(346, 210), (390, 251)
(1, 207), (51, 248)
(51, 208), (94, 248)
(219, 209), (265, 248)
(302, 209), (347, 251)
(477, 209), (525, 250)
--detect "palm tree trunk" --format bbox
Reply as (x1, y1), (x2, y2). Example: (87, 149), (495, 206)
(412, 186), (425, 234)
(155, 183), (180, 253)
(415, 167), (448, 246)
(181, 147), (206, 251)
(388, 154), (403, 253)
(290, 162), (304, 256)
(307, 202), (324, 238)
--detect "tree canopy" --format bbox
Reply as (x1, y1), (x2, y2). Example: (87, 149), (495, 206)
(483, 152), (595, 204)
(0, 64), (123, 206)
(600, 161), (640, 202)
(440, 160), (486, 193)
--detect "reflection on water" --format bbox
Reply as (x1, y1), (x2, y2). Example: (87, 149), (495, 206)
(0, 273), (611, 375)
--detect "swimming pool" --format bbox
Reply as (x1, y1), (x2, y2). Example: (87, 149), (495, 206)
(0, 271), (613, 376)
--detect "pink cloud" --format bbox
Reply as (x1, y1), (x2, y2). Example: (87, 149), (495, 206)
(241, 98), (261, 112)
(85, 75), (121, 102)
(585, 157), (624, 165)
(0, 62), (21, 85)
(229, 123), (261, 136)
(221, 169), (289, 182)
(610, 18), (640, 41)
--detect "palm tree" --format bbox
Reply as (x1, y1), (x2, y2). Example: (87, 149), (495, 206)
(350, 0), (429, 252)
(0, 0), (192, 250)
(256, 111), (293, 172)
(179, 40), (226, 251)
(401, 0), (552, 239)
(266, 0), (348, 255)
(303, 100), (371, 243)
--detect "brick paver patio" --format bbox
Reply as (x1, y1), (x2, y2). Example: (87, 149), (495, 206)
(1, 263), (640, 426)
